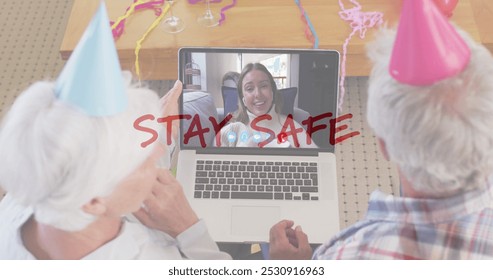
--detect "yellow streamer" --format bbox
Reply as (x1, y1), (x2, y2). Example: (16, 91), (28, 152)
(134, 2), (170, 80)
(111, 0), (146, 30)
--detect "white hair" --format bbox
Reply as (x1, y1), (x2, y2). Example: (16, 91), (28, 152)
(366, 27), (493, 196)
(0, 76), (163, 231)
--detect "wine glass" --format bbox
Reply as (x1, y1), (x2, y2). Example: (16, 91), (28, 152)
(197, 0), (219, 27)
(162, 0), (186, 33)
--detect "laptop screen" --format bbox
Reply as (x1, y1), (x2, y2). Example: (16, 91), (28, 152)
(178, 48), (340, 154)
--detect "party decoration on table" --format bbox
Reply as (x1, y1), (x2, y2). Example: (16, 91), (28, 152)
(109, 1), (171, 80)
(432, 0), (459, 18)
(187, 0), (222, 4)
(294, 0), (319, 49)
(111, 0), (166, 40)
(390, 0), (470, 85)
(111, 0), (143, 39)
(134, 2), (171, 80)
(188, 0), (235, 26)
(218, 0), (237, 25)
(56, 2), (127, 116)
(337, 0), (383, 110)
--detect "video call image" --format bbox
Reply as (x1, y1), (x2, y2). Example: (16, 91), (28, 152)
(179, 49), (340, 152)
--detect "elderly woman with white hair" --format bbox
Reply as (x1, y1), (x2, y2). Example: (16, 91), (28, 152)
(0, 80), (231, 260)
(269, 0), (493, 259)
(0, 3), (230, 260)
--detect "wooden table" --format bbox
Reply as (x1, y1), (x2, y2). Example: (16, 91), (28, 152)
(471, 0), (493, 53)
(60, 0), (485, 80)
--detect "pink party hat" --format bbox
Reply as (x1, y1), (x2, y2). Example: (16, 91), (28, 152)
(389, 0), (471, 86)
(55, 2), (127, 116)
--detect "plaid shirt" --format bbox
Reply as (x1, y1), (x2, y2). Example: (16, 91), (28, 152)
(313, 180), (493, 259)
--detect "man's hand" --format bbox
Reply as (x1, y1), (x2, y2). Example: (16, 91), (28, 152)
(269, 220), (312, 260)
(133, 168), (199, 238)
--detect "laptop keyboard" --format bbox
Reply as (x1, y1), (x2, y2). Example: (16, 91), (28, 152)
(194, 160), (319, 201)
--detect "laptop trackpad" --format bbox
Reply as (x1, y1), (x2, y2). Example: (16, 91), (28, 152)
(231, 206), (281, 237)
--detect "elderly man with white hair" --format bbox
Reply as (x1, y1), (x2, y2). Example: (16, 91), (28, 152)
(0, 4), (230, 260)
(269, 0), (493, 259)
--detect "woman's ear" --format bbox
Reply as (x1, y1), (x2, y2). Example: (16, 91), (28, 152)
(377, 137), (390, 161)
(82, 197), (107, 216)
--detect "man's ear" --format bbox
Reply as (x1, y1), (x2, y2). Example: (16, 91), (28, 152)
(377, 137), (390, 161)
(82, 197), (107, 216)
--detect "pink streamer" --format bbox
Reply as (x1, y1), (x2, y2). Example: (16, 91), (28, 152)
(337, 0), (383, 110)
(111, 0), (165, 40)
(219, 0), (237, 26)
(188, 0), (222, 4)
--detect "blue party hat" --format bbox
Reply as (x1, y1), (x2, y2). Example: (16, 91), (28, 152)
(55, 2), (127, 116)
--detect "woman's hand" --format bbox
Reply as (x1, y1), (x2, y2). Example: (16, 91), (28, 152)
(269, 220), (312, 260)
(159, 80), (183, 142)
(133, 168), (199, 238)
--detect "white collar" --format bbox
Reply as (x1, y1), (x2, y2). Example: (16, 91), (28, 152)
(246, 105), (278, 121)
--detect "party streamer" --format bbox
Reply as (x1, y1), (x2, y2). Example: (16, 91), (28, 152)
(337, 0), (383, 110)
(219, 0), (237, 25)
(294, 0), (319, 49)
(111, 0), (143, 39)
(188, 0), (222, 4)
(134, 2), (171, 80)
(111, 0), (165, 39)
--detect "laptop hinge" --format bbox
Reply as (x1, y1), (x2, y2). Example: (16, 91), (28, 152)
(194, 148), (321, 156)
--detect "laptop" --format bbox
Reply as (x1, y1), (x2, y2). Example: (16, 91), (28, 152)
(176, 47), (340, 243)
